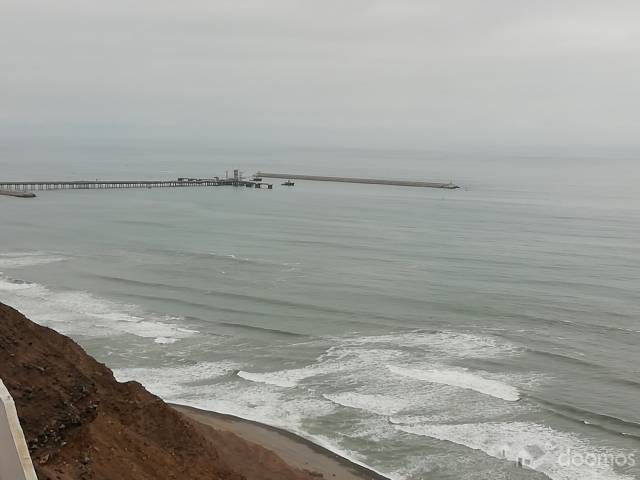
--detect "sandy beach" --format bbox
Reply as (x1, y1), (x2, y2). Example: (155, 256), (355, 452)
(173, 404), (391, 480)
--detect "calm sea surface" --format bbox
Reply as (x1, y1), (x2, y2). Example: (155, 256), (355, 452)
(1, 140), (639, 480)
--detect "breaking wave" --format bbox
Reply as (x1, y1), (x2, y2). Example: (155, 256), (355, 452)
(387, 365), (521, 402)
(0, 273), (198, 343)
(0, 251), (67, 269)
(395, 421), (636, 480)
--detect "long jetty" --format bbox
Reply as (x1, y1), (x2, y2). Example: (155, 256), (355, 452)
(0, 178), (272, 193)
(256, 173), (459, 189)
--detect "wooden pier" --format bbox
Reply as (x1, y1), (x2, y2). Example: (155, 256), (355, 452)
(256, 173), (460, 189)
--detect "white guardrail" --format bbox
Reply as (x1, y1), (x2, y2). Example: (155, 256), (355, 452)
(0, 379), (37, 480)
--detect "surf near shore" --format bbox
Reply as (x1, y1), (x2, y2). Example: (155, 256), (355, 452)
(0, 301), (391, 480)
(172, 403), (391, 480)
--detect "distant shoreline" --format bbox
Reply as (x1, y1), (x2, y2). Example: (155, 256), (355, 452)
(172, 403), (392, 480)
(0, 189), (36, 198)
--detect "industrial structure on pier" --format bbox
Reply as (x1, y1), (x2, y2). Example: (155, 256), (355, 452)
(0, 169), (272, 196)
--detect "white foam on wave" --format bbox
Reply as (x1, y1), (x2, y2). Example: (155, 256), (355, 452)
(113, 330), (533, 480)
(113, 361), (240, 398)
(237, 370), (299, 388)
(343, 330), (521, 359)
(396, 421), (636, 480)
(0, 251), (67, 269)
(186, 381), (337, 432)
(0, 273), (197, 342)
(238, 346), (404, 388)
(0, 277), (40, 291)
(165, 380), (394, 480)
(346, 416), (400, 442)
(154, 337), (178, 344)
(121, 361), (340, 451)
(388, 394), (527, 425)
(236, 358), (342, 388)
(323, 392), (413, 416)
(388, 365), (520, 402)
(301, 432), (401, 480)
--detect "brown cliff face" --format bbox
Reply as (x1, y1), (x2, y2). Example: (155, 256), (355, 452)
(0, 302), (320, 480)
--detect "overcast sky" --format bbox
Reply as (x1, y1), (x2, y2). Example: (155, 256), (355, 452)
(2, 0), (640, 149)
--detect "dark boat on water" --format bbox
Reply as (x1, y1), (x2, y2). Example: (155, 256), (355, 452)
(282, 180), (295, 186)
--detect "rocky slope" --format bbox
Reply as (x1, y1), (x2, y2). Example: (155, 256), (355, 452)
(0, 302), (321, 480)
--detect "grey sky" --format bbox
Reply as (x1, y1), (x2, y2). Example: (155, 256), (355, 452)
(2, 0), (640, 148)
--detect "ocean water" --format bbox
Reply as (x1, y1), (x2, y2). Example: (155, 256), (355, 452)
(1, 140), (639, 480)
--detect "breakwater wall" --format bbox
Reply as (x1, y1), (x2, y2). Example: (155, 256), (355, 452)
(256, 173), (459, 189)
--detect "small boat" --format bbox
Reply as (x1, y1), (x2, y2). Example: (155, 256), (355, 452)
(282, 180), (295, 186)
(252, 177), (263, 182)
